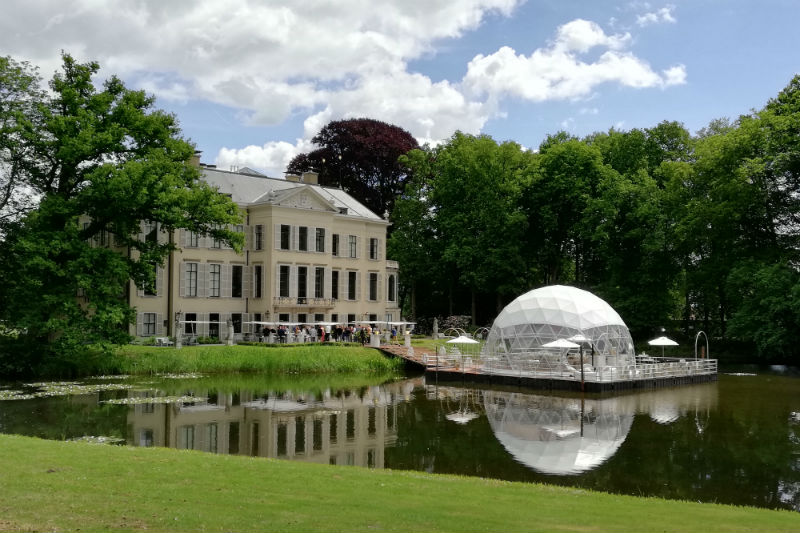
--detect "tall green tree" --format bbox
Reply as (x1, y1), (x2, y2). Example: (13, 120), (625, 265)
(387, 148), (440, 319)
(521, 135), (615, 286)
(586, 126), (690, 336)
(427, 133), (530, 321)
(0, 55), (44, 229)
(0, 54), (242, 369)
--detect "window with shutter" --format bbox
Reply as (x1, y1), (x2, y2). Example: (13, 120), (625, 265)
(142, 313), (157, 336)
(369, 238), (378, 260)
(298, 226), (308, 251)
(297, 266), (308, 300)
(208, 264), (221, 297)
(231, 265), (243, 298)
(209, 313), (220, 339)
(254, 225), (264, 250)
(185, 263), (199, 297)
(278, 265), (290, 298)
(315, 228), (325, 253)
(347, 271), (356, 300)
(314, 267), (324, 298)
(331, 270), (339, 300)
(388, 274), (396, 302)
(253, 265), (263, 298)
(349, 235), (358, 258)
(368, 272), (378, 301)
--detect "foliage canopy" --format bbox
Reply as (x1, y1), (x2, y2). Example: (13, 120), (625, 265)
(0, 53), (242, 371)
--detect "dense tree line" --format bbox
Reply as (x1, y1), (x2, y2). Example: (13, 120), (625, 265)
(389, 77), (800, 361)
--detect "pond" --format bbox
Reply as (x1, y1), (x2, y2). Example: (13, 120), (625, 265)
(1, 366), (798, 512)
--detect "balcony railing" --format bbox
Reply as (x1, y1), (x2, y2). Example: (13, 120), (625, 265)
(273, 296), (337, 308)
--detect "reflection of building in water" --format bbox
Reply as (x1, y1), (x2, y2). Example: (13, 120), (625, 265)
(128, 379), (419, 468)
(429, 382), (718, 476)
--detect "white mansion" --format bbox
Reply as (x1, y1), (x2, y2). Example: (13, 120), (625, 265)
(129, 161), (400, 340)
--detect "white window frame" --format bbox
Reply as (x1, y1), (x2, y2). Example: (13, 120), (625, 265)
(254, 224), (264, 250)
(369, 238), (378, 260)
(348, 235), (357, 258)
(143, 313), (157, 336)
(209, 263), (221, 298)
(187, 262), (198, 297)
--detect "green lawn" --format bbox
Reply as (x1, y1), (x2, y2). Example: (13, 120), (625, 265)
(0, 434), (796, 532)
(77, 343), (404, 377)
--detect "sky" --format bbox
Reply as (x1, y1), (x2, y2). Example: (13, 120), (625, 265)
(2, 0), (799, 178)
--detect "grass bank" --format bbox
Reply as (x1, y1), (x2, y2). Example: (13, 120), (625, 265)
(0, 434), (796, 532)
(73, 343), (404, 377)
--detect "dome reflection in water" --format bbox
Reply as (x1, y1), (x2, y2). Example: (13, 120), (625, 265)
(477, 384), (717, 475)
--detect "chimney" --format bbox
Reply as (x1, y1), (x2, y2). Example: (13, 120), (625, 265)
(189, 150), (202, 168)
(302, 171), (319, 185)
(285, 174), (301, 183)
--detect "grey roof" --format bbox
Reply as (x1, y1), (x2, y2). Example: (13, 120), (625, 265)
(200, 167), (383, 222)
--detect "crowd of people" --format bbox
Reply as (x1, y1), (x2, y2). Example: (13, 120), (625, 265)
(259, 324), (401, 345)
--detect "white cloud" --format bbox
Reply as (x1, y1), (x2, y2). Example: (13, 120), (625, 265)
(216, 139), (314, 178)
(636, 5), (676, 27)
(662, 64), (687, 86)
(553, 19), (631, 53)
(463, 19), (686, 102)
(1, 0), (517, 174)
(0, 2), (686, 174)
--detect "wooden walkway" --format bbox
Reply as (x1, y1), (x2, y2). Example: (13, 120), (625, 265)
(378, 343), (718, 393)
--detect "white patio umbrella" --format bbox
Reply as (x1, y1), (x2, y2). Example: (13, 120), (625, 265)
(446, 335), (480, 344)
(445, 335), (480, 368)
(542, 338), (581, 349)
(648, 336), (679, 357)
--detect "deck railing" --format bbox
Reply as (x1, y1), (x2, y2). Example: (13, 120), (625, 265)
(474, 352), (718, 382)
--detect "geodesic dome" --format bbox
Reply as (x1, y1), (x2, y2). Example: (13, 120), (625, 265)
(482, 285), (635, 368)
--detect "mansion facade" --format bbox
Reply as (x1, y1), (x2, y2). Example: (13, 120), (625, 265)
(129, 163), (400, 340)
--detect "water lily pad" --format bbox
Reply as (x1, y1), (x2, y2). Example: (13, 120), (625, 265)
(101, 395), (206, 405)
(0, 390), (37, 401)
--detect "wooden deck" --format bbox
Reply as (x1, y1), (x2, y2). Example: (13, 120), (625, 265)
(379, 344), (718, 393)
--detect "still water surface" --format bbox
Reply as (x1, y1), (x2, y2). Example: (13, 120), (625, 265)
(1, 366), (798, 511)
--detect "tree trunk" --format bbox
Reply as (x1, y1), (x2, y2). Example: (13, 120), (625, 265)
(471, 290), (476, 326)
(448, 283), (453, 316)
(410, 280), (417, 320)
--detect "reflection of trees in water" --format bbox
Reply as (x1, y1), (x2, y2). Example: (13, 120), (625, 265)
(0, 392), (129, 441)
